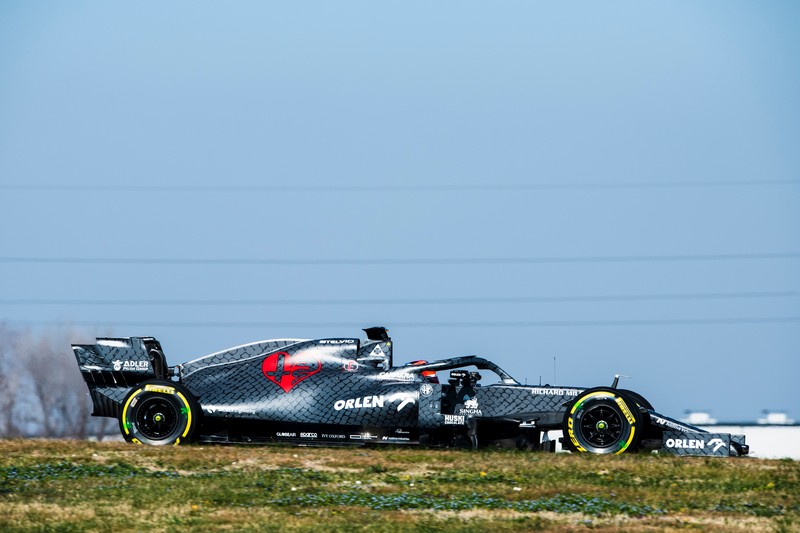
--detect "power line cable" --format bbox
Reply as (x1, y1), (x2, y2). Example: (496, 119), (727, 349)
(1, 252), (799, 266)
(0, 291), (794, 307)
(7, 317), (800, 329)
(1, 179), (799, 193)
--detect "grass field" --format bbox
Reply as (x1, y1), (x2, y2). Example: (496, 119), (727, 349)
(0, 440), (798, 532)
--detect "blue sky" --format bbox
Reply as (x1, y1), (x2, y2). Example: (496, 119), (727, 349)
(1, 1), (798, 421)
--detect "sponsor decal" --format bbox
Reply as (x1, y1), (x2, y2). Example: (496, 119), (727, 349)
(530, 387), (581, 397)
(664, 437), (728, 453)
(370, 345), (384, 357)
(320, 339), (356, 345)
(615, 397), (636, 425)
(276, 432), (296, 438)
(262, 351), (321, 393)
(665, 438), (705, 450)
(382, 436), (411, 442)
(335, 395), (385, 410)
(419, 384), (434, 397)
(113, 360), (149, 371)
(395, 428), (410, 435)
(321, 433), (347, 439)
(396, 397), (415, 411)
(300, 432), (317, 438)
(444, 414), (466, 425)
(456, 397), (483, 417)
(207, 406), (256, 415)
(651, 415), (686, 431)
(376, 372), (416, 382)
(349, 433), (376, 440)
(144, 384), (175, 394)
(334, 394), (417, 412)
(708, 438), (726, 453)
(567, 416), (586, 452)
(342, 360), (360, 372)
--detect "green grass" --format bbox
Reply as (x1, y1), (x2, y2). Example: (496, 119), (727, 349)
(0, 440), (797, 532)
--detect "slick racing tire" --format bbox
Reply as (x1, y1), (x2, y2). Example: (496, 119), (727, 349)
(618, 389), (654, 411)
(119, 380), (200, 446)
(563, 387), (643, 455)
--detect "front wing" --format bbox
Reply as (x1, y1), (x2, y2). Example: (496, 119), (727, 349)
(647, 412), (748, 457)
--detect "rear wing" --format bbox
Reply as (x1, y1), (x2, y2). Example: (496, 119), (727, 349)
(72, 337), (169, 418)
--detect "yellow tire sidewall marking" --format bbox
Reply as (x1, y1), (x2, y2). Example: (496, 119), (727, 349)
(144, 384), (176, 394)
(123, 384), (193, 445)
(121, 388), (144, 436)
(568, 391), (636, 454)
(176, 391), (193, 440)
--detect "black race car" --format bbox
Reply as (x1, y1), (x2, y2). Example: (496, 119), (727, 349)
(72, 327), (748, 456)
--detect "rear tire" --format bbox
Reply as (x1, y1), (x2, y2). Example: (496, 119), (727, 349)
(563, 387), (643, 454)
(119, 380), (199, 446)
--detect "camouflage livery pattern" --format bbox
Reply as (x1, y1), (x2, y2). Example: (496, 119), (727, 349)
(72, 329), (749, 456)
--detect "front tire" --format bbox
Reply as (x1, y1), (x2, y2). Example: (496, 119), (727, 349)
(563, 387), (643, 454)
(619, 388), (654, 411)
(119, 380), (199, 446)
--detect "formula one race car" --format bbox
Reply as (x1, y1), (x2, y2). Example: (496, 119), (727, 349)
(72, 327), (748, 456)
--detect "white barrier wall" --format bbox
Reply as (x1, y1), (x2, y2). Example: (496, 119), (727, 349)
(697, 425), (800, 460)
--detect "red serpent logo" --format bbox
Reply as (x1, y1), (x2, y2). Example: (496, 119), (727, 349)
(261, 351), (321, 393)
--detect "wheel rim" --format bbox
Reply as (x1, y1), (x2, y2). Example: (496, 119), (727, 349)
(578, 403), (624, 448)
(135, 397), (179, 440)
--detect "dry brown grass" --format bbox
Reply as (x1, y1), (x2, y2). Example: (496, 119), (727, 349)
(0, 439), (797, 532)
